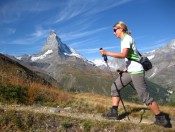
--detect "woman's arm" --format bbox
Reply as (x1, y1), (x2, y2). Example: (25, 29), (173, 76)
(100, 48), (129, 59)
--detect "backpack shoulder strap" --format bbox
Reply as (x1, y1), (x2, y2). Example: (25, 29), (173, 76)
(132, 39), (142, 57)
(127, 39), (142, 63)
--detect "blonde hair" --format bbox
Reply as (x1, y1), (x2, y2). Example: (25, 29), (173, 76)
(113, 21), (131, 35)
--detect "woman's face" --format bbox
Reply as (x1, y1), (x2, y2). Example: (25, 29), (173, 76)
(113, 26), (123, 38)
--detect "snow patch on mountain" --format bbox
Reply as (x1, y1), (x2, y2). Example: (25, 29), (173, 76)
(65, 47), (86, 60)
(167, 90), (173, 94)
(148, 67), (157, 79)
(31, 50), (53, 61)
(91, 59), (106, 66)
(170, 41), (175, 49)
(64, 52), (85, 59)
(148, 55), (155, 60)
(16, 56), (22, 60)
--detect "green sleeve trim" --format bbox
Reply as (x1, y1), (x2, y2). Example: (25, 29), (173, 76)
(129, 71), (144, 74)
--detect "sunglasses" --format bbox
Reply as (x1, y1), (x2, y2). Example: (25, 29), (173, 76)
(113, 28), (120, 32)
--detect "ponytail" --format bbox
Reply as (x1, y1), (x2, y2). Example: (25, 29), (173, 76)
(126, 30), (131, 35)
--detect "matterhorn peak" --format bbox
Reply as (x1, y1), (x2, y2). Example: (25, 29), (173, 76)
(38, 30), (85, 60)
(50, 30), (56, 34)
(41, 30), (60, 54)
(16, 30), (86, 62)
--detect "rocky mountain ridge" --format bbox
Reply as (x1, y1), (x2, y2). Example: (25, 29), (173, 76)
(145, 40), (175, 98)
(16, 31), (112, 94)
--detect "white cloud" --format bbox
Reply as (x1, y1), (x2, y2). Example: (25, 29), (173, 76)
(69, 39), (100, 47)
(3, 27), (51, 45)
(31, 27), (51, 38)
(10, 37), (39, 45)
(53, 0), (132, 23)
(60, 27), (108, 41)
(7, 28), (16, 35)
(77, 48), (100, 54)
(0, 27), (16, 35)
(0, 0), (59, 24)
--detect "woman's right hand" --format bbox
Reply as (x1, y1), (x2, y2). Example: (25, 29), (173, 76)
(99, 49), (107, 56)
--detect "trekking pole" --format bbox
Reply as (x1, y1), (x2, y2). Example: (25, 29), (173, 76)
(117, 69), (135, 91)
(99, 48), (130, 121)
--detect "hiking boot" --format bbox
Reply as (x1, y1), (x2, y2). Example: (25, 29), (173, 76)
(154, 112), (172, 128)
(102, 108), (118, 120)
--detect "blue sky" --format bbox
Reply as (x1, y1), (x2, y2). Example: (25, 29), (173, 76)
(0, 0), (175, 60)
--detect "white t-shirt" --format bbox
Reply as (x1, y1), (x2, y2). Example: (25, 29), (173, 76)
(121, 34), (144, 73)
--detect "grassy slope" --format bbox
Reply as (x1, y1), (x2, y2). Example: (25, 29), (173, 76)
(0, 92), (175, 131)
(0, 54), (175, 131)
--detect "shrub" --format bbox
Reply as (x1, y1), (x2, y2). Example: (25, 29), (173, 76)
(61, 121), (73, 129)
(28, 82), (71, 106)
(0, 84), (28, 104)
(83, 121), (92, 132)
(166, 102), (175, 106)
(12, 114), (24, 130)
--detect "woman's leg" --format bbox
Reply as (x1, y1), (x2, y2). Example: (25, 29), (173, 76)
(102, 72), (132, 119)
(111, 72), (132, 106)
(130, 73), (154, 106)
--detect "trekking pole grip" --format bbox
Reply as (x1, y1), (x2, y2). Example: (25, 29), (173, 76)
(99, 48), (108, 62)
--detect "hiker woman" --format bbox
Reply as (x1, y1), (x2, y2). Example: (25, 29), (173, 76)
(99, 21), (170, 127)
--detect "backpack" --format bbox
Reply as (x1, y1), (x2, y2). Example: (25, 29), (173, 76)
(127, 39), (153, 71)
(128, 51), (152, 71)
